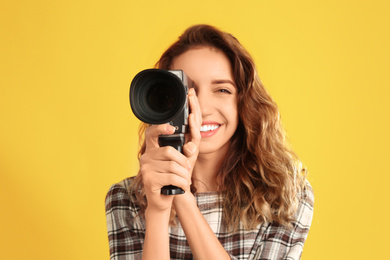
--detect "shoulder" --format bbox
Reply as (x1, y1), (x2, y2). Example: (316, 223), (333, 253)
(254, 181), (314, 259)
(299, 180), (314, 211)
(292, 180), (314, 226)
(105, 177), (145, 258)
(105, 177), (138, 213)
(297, 179), (314, 210)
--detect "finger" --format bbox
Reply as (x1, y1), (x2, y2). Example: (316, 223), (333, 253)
(144, 171), (191, 192)
(142, 146), (191, 171)
(189, 113), (201, 145)
(189, 88), (202, 126)
(183, 141), (197, 157)
(145, 124), (175, 149)
(140, 147), (191, 184)
(154, 159), (191, 186)
(162, 173), (191, 192)
(188, 89), (202, 144)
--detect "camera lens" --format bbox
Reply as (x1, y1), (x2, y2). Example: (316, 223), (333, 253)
(129, 69), (186, 124)
(146, 81), (176, 113)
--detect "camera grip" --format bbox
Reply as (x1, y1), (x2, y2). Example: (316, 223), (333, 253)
(159, 134), (186, 195)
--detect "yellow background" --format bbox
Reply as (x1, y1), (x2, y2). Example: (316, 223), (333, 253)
(1, 0), (389, 259)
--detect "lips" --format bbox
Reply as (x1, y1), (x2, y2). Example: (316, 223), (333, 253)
(200, 122), (220, 138)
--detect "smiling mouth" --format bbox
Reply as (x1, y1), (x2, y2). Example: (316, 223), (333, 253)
(200, 124), (220, 132)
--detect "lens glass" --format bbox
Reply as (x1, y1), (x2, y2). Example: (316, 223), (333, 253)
(146, 82), (176, 113)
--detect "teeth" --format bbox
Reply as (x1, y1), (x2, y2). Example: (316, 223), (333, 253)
(200, 125), (220, 132)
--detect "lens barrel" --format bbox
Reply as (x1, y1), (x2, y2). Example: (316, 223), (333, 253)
(129, 69), (187, 125)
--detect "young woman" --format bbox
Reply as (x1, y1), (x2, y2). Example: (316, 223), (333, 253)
(105, 24), (314, 260)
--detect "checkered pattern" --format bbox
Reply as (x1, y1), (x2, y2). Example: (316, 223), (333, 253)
(105, 177), (314, 260)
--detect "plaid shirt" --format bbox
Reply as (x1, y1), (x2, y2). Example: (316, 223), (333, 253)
(105, 177), (314, 260)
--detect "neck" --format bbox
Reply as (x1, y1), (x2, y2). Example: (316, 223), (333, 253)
(192, 146), (228, 193)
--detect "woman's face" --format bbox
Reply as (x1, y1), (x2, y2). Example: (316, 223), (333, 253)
(171, 47), (239, 157)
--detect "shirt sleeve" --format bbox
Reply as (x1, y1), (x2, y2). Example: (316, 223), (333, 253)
(105, 181), (145, 260)
(252, 182), (314, 260)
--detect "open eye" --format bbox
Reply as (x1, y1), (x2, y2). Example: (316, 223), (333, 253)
(217, 89), (232, 94)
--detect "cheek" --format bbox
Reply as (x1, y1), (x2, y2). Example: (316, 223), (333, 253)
(227, 102), (239, 128)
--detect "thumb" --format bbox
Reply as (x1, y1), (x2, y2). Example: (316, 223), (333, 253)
(183, 142), (197, 157)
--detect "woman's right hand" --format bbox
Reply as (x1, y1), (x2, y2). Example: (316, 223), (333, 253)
(139, 124), (192, 213)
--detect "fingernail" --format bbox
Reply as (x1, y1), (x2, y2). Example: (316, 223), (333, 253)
(166, 125), (174, 132)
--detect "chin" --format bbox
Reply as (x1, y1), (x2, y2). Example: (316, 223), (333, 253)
(198, 141), (230, 157)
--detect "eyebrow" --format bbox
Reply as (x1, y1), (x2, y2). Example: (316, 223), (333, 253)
(211, 79), (236, 87)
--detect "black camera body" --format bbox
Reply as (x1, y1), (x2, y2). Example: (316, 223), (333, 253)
(129, 69), (191, 195)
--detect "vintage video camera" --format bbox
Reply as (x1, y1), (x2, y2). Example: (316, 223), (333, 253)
(129, 69), (190, 195)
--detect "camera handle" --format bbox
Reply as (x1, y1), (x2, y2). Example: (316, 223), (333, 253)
(158, 133), (186, 195)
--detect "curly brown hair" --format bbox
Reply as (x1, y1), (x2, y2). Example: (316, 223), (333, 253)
(131, 24), (307, 230)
